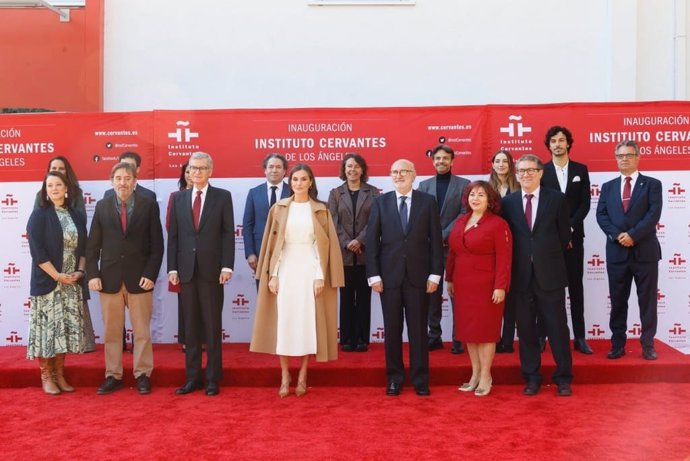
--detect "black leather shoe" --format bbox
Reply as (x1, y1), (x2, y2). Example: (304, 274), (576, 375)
(496, 342), (514, 353)
(341, 344), (354, 352)
(523, 382), (540, 396)
(450, 341), (464, 354)
(415, 386), (431, 396)
(574, 338), (593, 355)
(386, 382), (402, 396)
(175, 380), (203, 395)
(642, 346), (658, 361)
(355, 343), (368, 352)
(557, 383), (573, 397)
(135, 375), (151, 395)
(538, 337), (547, 353)
(428, 339), (443, 351)
(607, 347), (625, 359)
(96, 376), (124, 395)
(206, 382), (219, 396)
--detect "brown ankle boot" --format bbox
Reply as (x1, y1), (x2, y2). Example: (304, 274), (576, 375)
(39, 358), (61, 395)
(53, 354), (75, 392)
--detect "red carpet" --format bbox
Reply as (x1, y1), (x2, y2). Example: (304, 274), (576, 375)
(1, 340), (689, 459)
(1, 339), (688, 388)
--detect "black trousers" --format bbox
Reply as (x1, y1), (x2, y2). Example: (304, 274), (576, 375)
(380, 281), (429, 388)
(607, 256), (658, 349)
(339, 265), (372, 346)
(514, 269), (573, 386)
(180, 277), (224, 384)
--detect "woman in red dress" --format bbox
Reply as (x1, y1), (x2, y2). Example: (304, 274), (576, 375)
(446, 180), (512, 396)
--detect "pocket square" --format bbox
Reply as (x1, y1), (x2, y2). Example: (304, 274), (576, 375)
(572, 176), (581, 182)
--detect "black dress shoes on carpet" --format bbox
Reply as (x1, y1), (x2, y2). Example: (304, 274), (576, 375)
(135, 375), (151, 395)
(386, 382), (402, 396)
(538, 337), (547, 353)
(556, 383), (573, 397)
(450, 341), (464, 354)
(495, 342), (514, 353)
(206, 382), (219, 396)
(96, 376), (124, 395)
(175, 380), (204, 395)
(607, 347), (625, 359)
(341, 344), (354, 352)
(574, 338), (593, 355)
(523, 382), (541, 396)
(642, 346), (658, 360)
(355, 343), (369, 352)
(428, 339), (443, 351)
(414, 386), (431, 396)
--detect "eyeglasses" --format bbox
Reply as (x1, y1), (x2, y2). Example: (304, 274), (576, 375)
(189, 165), (210, 172)
(516, 168), (541, 176)
(390, 169), (414, 177)
(615, 153), (638, 160)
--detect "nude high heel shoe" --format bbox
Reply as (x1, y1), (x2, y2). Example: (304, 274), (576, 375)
(279, 376), (291, 398)
(474, 378), (492, 397)
(295, 373), (307, 397)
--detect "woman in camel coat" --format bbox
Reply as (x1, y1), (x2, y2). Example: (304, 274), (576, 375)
(250, 164), (344, 397)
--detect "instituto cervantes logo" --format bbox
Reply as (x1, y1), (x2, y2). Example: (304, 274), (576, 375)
(168, 121), (199, 143)
(657, 288), (667, 314)
(667, 322), (687, 344)
(667, 182), (687, 209)
(1, 194), (18, 206)
(586, 253), (606, 280)
(1, 193), (20, 220)
(231, 294), (250, 320)
(587, 324), (606, 337)
(372, 327), (385, 342)
(498, 115), (534, 154)
(628, 323), (642, 337)
(668, 252), (688, 279)
(5, 330), (22, 344)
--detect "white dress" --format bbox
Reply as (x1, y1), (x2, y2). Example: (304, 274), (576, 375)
(275, 201), (323, 356)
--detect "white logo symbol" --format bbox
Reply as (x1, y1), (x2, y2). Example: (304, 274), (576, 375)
(168, 121), (199, 143)
(499, 115), (532, 137)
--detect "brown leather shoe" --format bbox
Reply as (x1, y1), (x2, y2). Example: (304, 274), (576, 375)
(39, 358), (60, 396)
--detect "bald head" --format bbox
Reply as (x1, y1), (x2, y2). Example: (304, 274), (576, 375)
(390, 158), (416, 194)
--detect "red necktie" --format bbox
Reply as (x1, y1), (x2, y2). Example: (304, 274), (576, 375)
(120, 201), (127, 233)
(193, 190), (202, 231)
(622, 177), (632, 212)
(524, 194), (533, 231)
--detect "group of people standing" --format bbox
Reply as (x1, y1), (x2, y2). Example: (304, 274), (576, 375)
(26, 125), (663, 399)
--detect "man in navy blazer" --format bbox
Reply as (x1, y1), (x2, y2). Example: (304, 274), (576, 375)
(501, 154), (573, 397)
(366, 159), (443, 397)
(168, 152), (235, 396)
(87, 162), (164, 395)
(596, 140), (662, 361)
(242, 153), (289, 280)
(417, 144), (469, 354)
(540, 126), (593, 355)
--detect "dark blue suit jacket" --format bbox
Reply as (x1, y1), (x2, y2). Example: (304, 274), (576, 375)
(366, 190), (443, 289)
(27, 206), (87, 296)
(242, 181), (289, 258)
(595, 174), (662, 263)
(86, 192), (164, 294)
(167, 185), (235, 283)
(501, 187), (571, 292)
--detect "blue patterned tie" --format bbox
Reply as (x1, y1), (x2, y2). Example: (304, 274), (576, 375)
(399, 196), (408, 232)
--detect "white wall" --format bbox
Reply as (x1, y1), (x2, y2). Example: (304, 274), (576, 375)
(103, 0), (690, 111)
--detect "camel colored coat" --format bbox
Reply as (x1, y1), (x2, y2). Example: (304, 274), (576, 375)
(250, 197), (345, 362)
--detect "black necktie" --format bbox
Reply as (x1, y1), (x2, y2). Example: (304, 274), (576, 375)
(270, 186), (277, 207)
(399, 196), (408, 232)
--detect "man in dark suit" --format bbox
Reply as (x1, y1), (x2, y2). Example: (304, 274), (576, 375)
(168, 151), (235, 396)
(417, 144), (469, 354)
(104, 151), (157, 353)
(87, 162), (164, 395)
(596, 140), (662, 361)
(501, 154), (573, 397)
(366, 159), (443, 397)
(242, 153), (289, 284)
(540, 126), (593, 354)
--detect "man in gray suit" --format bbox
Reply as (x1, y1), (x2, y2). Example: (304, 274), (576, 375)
(417, 144), (469, 354)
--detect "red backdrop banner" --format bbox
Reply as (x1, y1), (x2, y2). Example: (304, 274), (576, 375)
(1, 101), (689, 183)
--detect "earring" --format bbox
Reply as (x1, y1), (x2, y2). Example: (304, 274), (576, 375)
(65, 192), (69, 198)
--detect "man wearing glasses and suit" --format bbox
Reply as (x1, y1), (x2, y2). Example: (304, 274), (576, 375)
(366, 159), (443, 397)
(596, 140), (662, 361)
(501, 154), (573, 397)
